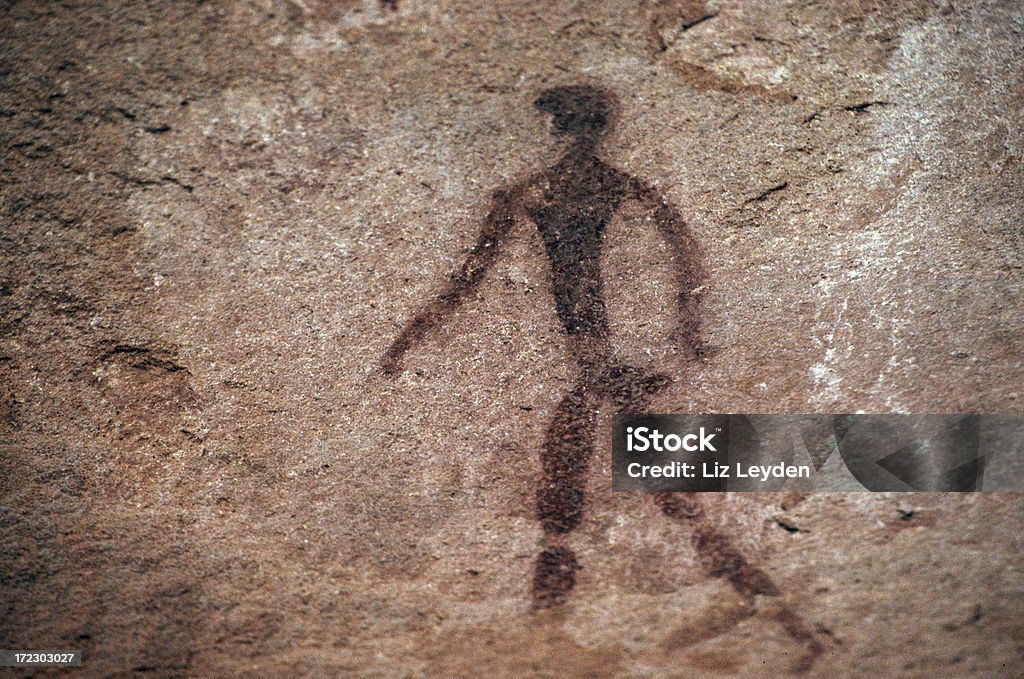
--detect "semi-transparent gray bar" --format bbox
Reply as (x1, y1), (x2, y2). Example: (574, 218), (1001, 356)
(0, 650), (81, 666)
(612, 415), (1024, 492)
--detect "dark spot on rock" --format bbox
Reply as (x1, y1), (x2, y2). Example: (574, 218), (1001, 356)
(775, 517), (803, 533)
(844, 100), (890, 113)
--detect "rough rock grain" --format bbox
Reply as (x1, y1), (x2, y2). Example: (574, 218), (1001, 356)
(1, 1), (1022, 677)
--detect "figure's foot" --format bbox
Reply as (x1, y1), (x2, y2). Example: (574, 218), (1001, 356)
(769, 607), (825, 674)
(532, 547), (580, 610)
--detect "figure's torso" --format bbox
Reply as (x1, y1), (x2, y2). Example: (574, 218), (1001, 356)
(522, 153), (631, 273)
(520, 153), (632, 337)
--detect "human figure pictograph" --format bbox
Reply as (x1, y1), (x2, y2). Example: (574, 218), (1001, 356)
(382, 85), (822, 672)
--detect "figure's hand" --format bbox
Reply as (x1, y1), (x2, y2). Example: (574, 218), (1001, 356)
(691, 340), (717, 363)
(380, 345), (405, 377)
(672, 328), (714, 363)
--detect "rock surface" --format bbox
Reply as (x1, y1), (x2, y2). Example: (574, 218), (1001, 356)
(1, 0), (1021, 676)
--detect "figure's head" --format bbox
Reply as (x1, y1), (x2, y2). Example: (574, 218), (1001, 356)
(534, 85), (617, 143)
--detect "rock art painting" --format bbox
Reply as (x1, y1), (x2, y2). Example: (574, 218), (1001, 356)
(383, 85), (821, 671)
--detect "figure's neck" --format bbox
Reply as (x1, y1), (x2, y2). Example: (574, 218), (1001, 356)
(561, 136), (601, 160)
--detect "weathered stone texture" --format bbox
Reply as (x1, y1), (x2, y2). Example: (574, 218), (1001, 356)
(1, 1), (1021, 676)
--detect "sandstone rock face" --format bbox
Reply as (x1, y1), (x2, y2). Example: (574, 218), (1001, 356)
(1, 1), (1021, 676)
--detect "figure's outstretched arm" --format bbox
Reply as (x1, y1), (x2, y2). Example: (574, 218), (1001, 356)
(381, 186), (524, 375)
(630, 179), (708, 360)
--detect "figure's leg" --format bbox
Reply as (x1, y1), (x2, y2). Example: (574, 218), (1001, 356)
(605, 362), (820, 666)
(656, 494), (777, 597)
(655, 493), (823, 672)
(533, 376), (598, 609)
